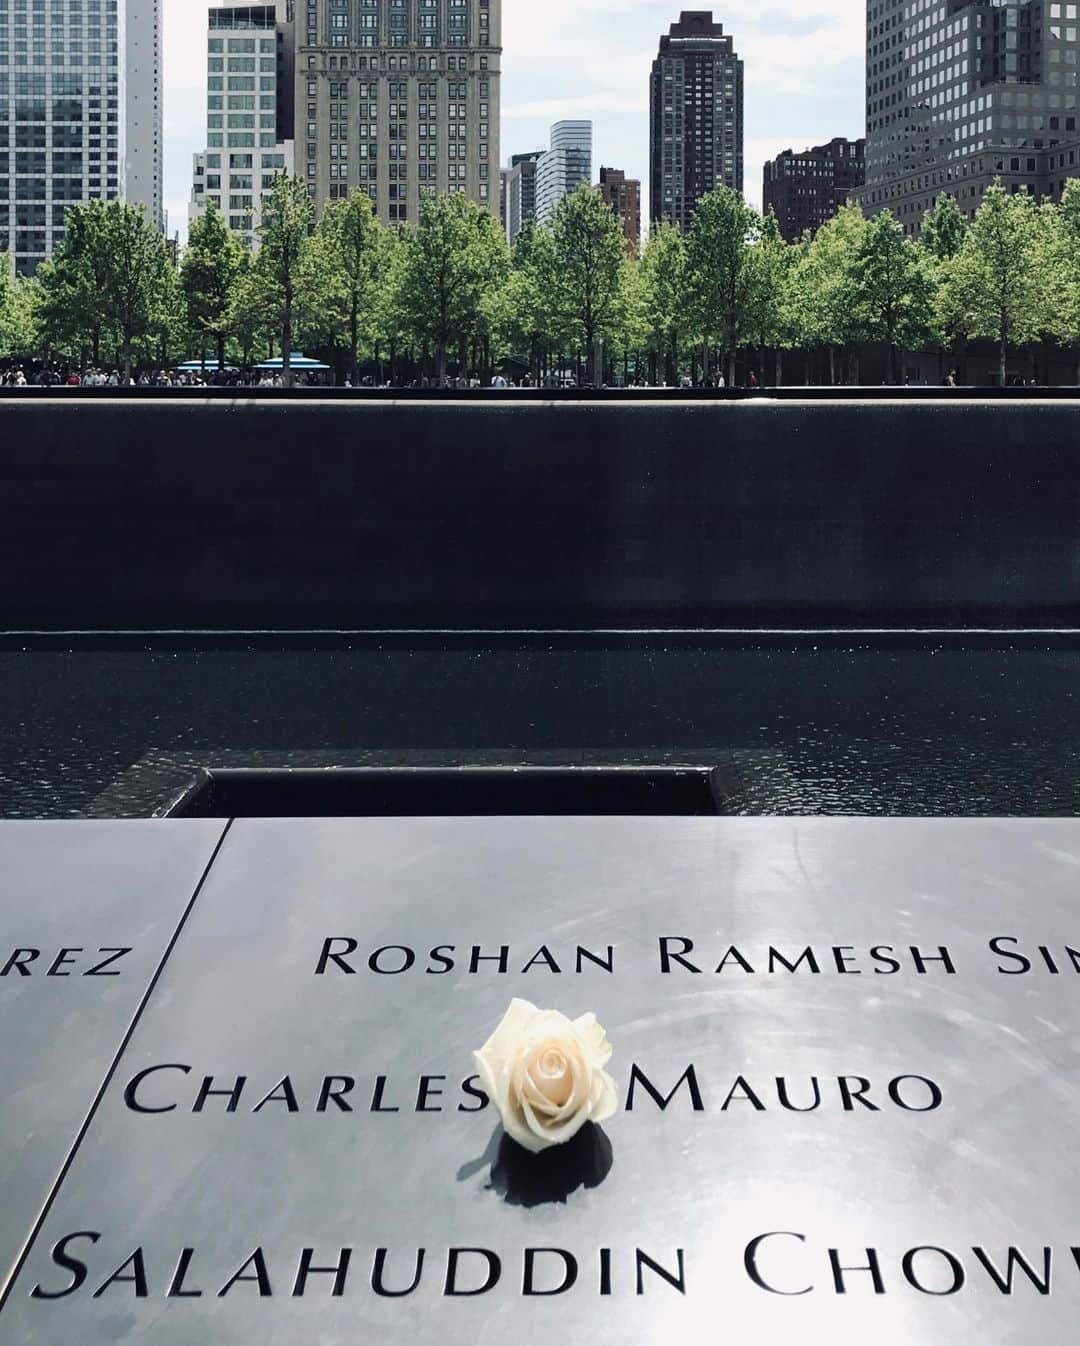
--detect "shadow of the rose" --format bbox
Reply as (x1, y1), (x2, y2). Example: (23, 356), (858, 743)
(457, 1123), (614, 1208)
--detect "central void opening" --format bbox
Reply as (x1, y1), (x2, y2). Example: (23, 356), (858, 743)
(169, 767), (725, 818)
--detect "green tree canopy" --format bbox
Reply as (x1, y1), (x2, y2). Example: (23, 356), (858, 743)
(258, 173), (315, 381)
(852, 210), (935, 383)
(37, 200), (171, 377)
(1054, 179), (1080, 378)
(226, 251), (278, 369)
(641, 222), (687, 385)
(546, 184), (628, 385)
(939, 181), (1049, 385)
(921, 193), (968, 261)
(395, 190), (508, 384)
(182, 200), (246, 370)
(684, 187), (764, 385)
(306, 190), (395, 381)
(483, 217), (553, 383)
(36, 199), (116, 365)
(793, 202), (867, 380)
(745, 211), (800, 383)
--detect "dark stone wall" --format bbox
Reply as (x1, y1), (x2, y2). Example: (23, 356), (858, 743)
(0, 396), (1076, 629)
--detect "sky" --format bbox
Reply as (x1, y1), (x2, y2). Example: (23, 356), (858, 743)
(162, 0), (865, 242)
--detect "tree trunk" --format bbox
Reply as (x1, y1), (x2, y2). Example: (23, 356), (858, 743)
(999, 325), (1008, 388)
(776, 348), (784, 388)
(828, 345), (836, 386)
(282, 298), (293, 387)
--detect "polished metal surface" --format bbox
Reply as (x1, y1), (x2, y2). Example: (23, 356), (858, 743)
(0, 821), (226, 1296)
(6, 817), (1080, 1343)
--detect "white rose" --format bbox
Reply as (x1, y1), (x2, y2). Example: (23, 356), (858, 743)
(473, 998), (618, 1154)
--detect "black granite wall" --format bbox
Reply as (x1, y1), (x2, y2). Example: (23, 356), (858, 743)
(0, 396), (1075, 629)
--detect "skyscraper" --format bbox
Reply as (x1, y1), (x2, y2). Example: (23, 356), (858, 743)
(189, 2), (295, 248)
(859, 0), (1080, 231)
(504, 148), (542, 245)
(296, 0), (501, 226)
(124, 0), (164, 232)
(535, 120), (592, 224)
(650, 11), (743, 232)
(0, 0), (163, 274)
(763, 137), (866, 241)
(598, 166), (642, 252)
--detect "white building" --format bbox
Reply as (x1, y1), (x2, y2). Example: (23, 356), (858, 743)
(189, 2), (295, 249)
(0, 0), (164, 275)
(122, 0), (164, 230)
(535, 120), (592, 224)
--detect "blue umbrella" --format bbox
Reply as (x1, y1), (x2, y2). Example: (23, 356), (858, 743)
(254, 352), (331, 371)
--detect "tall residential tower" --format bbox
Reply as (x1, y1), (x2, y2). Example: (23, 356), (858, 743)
(0, 0), (163, 274)
(650, 11), (743, 232)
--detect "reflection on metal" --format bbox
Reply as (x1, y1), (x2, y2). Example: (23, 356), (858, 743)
(0, 821), (227, 1301)
(3, 818), (1080, 1341)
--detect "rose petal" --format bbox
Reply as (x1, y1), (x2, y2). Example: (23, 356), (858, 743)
(473, 1048), (500, 1106)
(589, 1067), (619, 1126)
(573, 1012), (614, 1067)
(524, 1097), (592, 1147)
(477, 998), (541, 1072)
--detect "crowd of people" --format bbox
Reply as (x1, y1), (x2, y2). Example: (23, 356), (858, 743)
(0, 362), (1042, 390)
(0, 366), (328, 388)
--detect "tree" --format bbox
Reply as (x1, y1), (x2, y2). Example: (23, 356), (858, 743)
(921, 192), (967, 262)
(182, 201), (245, 371)
(37, 200), (170, 378)
(939, 182), (1049, 386)
(106, 203), (173, 379)
(144, 259), (186, 370)
(641, 222), (687, 385)
(308, 190), (393, 383)
(684, 187), (763, 385)
(259, 173), (315, 383)
(0, 255), (15, 357)
(1054, 179), (1080, 381)
(852, 210), (935, 384)
(546, 184), (628, 385)
(794, 202), (867, 383)
(227, 251), (278, 370)
(395, 191), (508, 384)
(36, 200), (116, 365)
(745, 211), (799, 386)
(484, 218), (552, 384)
(0, 259), (38, 362)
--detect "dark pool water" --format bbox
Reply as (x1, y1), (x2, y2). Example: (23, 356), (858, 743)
(0, 638), (1077, 818)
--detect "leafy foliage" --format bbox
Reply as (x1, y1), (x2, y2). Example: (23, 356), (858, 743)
(394, 190), (508, 383)
(16, 177), (1080, 387)
(938, 182), (1050, 384)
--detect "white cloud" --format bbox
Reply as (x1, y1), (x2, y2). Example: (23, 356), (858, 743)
(163, 0), (865, 238)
